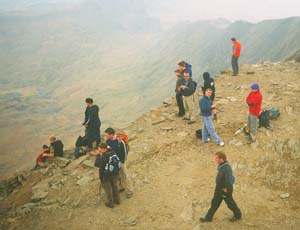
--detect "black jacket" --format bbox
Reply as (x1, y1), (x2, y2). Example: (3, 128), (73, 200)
(94, 150), (115, 183)
(180, 79), (195, 96)
(84, 105), (101, 127)
(50, 140), (64, 157)
(215, 161), (234, 193)
(106, 139), (127, 163)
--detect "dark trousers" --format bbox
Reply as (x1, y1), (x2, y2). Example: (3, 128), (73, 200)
(231, 56), (239, 75)
(87, 123), (101, 148)
(206, 189), (241, 220)
(102, 175), (120, 205)
(176, 93), (185, 115)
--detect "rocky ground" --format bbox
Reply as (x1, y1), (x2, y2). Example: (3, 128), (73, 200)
(0, 60), (300, 230)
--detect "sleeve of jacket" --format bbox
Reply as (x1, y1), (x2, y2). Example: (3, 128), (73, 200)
(89, 106), (99, 124)
(183, 81), (195, 95)
(223, 166), (233, 193)
(246, 93), (257, 106)
(83, 107), (89, 125)
(94, 155), (102, 168)
(116, 143), (126, 163)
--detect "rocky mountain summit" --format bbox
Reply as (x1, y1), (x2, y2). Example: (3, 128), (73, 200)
(1, 60), (300, 230)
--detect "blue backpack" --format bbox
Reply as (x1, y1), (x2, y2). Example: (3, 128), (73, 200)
(185, 62), (193, 78)
(218, 163), (236, 185)
(104, 152), (121, 175)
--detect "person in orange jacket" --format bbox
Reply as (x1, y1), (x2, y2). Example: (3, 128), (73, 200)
(231, 38), (241, 76)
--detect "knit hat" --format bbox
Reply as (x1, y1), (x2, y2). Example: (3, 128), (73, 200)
(251, 83), (259, 90)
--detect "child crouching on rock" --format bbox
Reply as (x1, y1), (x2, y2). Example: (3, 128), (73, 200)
(94, 143), (120, 208)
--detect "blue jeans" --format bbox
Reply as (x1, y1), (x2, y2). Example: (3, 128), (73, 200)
(201, 116), (222, 144)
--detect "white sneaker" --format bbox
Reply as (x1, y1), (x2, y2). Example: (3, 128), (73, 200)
(218, 141), (225, 147)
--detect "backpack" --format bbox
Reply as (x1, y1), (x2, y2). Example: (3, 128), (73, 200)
(196, 129), (202, 139)
(258, 110), (270, 128)
(185, 62), (193, 78)
(218, 163), (235, 185)
(75, 135), (88, 147)
(104, 151), (121, 175)
(74, 146), (87, 159)
(269, 108), (280, 120)
(117, 132), (129, 151)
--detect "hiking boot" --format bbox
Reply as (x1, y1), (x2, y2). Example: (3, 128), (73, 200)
(199, 217), (212, 223)
(187, 120), (196, 125)
(114, 200), (120, 205)
(218, 142), (225, 147)
(105, 202), (114, 208)
(247, 139), (256, 144)
(213, 114), (218, 121)
(230, 216), (241, 222)
(176, 113), (185, 117)
(119, 188), (125, 192)
(182, 117), (190, 121)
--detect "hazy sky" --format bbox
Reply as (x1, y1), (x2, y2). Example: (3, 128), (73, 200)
(150, 0), (300, 23)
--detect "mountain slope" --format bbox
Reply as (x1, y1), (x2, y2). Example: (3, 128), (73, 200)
(1, 61), (300, 229)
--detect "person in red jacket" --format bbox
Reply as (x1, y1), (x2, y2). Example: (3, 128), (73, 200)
(246, 83), (262, 143)
(231, 38), (241, 76)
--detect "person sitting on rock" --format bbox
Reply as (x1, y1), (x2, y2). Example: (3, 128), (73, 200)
(199, 88), (224, 146)
(174, 69), (185, 117)
(94, 143), (120, 208)
(33, 144), (50, 169)
(178, 69), (196, 124)
(246, 83), (263, 144)
(201, 72), (217, 120)
(42, 135), (64, 158)
(105, 127), (133, 198)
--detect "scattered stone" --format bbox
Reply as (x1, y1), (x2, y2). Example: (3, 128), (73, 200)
(124, 216), (137, 226)
(82, 160), (96, 169)
(280, 193), (290, 199)
(227, 96), (237, 102)
(246, 71), (255, 75)
(177, 132), (188, 137)
(0, 200), (12, 214)
(163, 98), (172, 106)
(160, 127), (174, 131)
(152, 118), (166, 125)
(31, 181), (49, 202)
(0, 174), (24, 197)
(180, 204), (194, 223)
(66, 155), (90, 170)
(76, 176), (94, 186)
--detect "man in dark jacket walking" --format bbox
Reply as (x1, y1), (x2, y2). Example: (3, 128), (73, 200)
(94, 143), (120, 208)
(200, 152), (241, 222)
(83, 98), (101, 149)
(199, 88), (224, 146)
(175, 69), (185, 117)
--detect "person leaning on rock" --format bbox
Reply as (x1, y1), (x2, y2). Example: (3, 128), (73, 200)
(200, 151), (241, 223)
(94, 143), (120, 208)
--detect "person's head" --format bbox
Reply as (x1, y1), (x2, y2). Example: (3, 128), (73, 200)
(174, 69), (181, 77)
(85, 98), (93, 107)
(205, 88), (213, 97)
(215, 151), (227, 164)
(49, 135), (56, 144)
(203, 72), (210, 81)
(104, 127), (116, 140)
(98, 143), (108, 154)
(250, 83), (259, 92)
(183, 69), (190, 80)
(42, 144), (49, 150)
(177, 61), (185, 70)
(231, 37), (236, 43)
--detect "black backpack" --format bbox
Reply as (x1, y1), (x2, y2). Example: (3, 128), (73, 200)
(196, 129), (202, 139)
(192, 81), (197, 93)
(258, 110), (270, 128)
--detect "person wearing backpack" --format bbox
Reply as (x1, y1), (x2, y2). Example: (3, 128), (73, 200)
(199, 88), (224, 146)
(246, 83), (263, 144)
(200, 152), (241, 223)
(178, 61), (193, 78)
(94, 143), (120, 208)
(42, 135), (64, 158)
(178, 69), (196, 124)
(105, 128), (133, 198)
(174, 69), (185, 117)
(82, 98), (101, 150)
